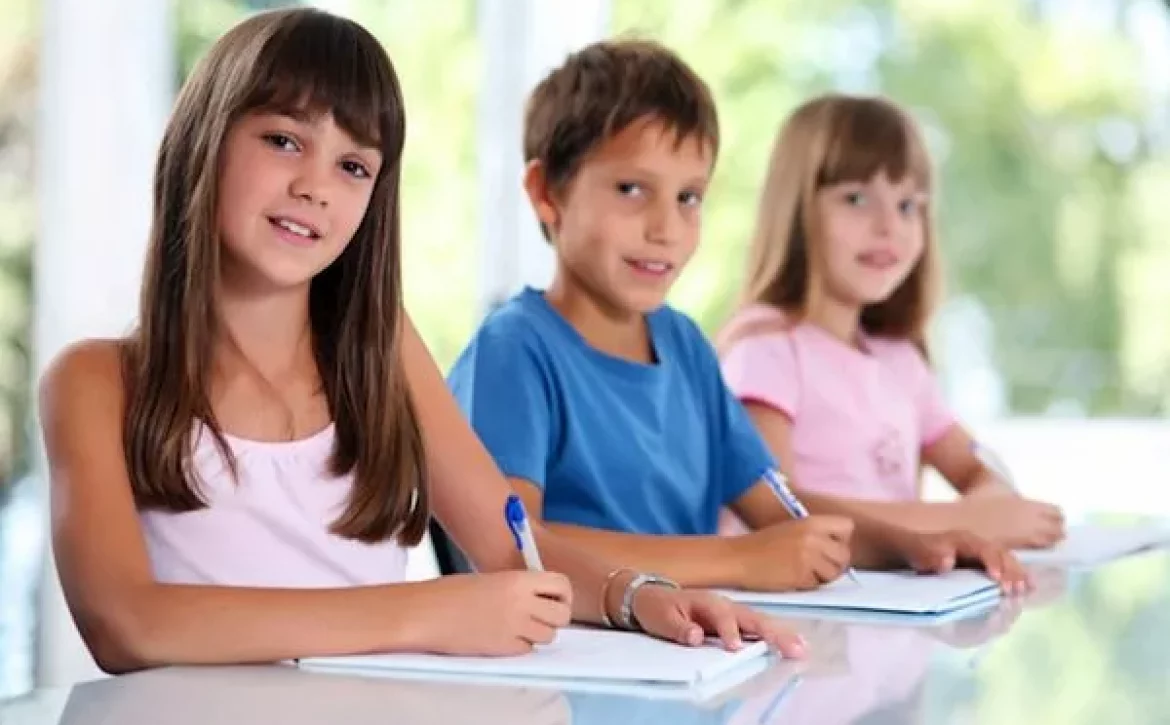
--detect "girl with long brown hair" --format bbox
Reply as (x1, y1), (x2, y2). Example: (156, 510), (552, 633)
(718, 94), (1064, 549)
(37, 8), (804, 674)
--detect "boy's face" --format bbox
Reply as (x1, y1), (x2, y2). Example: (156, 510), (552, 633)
(532, 118), (714, 316)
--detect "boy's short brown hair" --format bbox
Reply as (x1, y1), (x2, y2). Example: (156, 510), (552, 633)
(523, 39), (719, 236)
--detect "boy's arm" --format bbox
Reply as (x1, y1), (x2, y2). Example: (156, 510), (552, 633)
(512, 478), (852, 591)
(510, 478), (742, 587)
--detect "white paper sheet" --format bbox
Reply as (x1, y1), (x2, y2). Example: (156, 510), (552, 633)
(298, 627), (769, 692)
(716, 570), (1001, 616)
(1015, 522), (1170, 566)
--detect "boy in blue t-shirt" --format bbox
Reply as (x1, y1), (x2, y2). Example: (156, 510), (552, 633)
(448, 39), (1026, 593)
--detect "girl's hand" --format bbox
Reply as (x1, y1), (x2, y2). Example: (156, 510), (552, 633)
(894, 528), (1032, 595)
(418, 572), (572, 656)
(955, 495), (1065, 549)
(629, 585), (807, 658)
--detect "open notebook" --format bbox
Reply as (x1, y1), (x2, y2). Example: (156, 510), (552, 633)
(716, 570), (1001, 617)
(1015, 522), (1170, 567)
(298, 627), (770, 700)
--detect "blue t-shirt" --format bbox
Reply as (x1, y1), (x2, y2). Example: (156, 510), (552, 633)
(447, 288), (775, 536)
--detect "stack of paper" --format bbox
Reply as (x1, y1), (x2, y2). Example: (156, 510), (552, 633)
(298, 627), (770, 700)
(1016, 522), (1170, 567)
(717, 570), (1001, 618)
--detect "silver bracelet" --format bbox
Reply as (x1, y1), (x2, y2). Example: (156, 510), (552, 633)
(618, 573), (680, 631)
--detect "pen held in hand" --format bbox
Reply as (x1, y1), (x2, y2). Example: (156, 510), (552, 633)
(762, 469), (861, 586)
(505, 494), (545, 572)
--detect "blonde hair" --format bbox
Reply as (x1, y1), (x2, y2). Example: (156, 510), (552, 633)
(737, 94), (942, 353)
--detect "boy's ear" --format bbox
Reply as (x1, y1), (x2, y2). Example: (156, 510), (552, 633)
(523, 159), (560, 235)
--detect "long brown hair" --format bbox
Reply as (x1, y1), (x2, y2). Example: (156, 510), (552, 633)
(736, 94), (942, 353)
(122, 8), (428, 545)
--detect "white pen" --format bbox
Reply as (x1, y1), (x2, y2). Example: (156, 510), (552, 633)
(763, 468), (861, 585)
(970, 441), (1018, 493)
(505, 494), (545, 571)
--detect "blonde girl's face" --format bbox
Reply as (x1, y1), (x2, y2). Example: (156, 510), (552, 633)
(812, 170), (928, 308)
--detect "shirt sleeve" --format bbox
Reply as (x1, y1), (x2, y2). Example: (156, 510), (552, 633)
(904, 345), (956, 447)
(719, 332), (801, 419)
(447, 321), (559, 489)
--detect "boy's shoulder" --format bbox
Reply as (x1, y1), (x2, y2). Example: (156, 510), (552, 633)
(648, 304), (721, 363)
(460, 290), (567, 370)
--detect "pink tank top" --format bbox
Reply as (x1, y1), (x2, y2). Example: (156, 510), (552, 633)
(139, 424), (408, 588)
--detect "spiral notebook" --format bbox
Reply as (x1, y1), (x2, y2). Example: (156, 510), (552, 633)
(716, 570), (1001, 617)
(298, 627), (769, 696)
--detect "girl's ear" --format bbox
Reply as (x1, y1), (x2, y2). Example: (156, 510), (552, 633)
(523, 160), (561, 236)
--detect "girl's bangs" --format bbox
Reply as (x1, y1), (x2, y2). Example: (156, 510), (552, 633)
(817, 100), (930, 191)
(236, 11), (403, 161)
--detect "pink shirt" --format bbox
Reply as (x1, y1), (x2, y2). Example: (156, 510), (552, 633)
(139, 424), (408, 588)
(719, 305), (955, 502)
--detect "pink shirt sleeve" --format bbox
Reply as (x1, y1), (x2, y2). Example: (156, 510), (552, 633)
(900, 344), (956, 447)
(719, 333), (800, 419)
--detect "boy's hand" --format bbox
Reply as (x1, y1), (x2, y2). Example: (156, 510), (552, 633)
(630, 586), (807, 658)
(729, 516), (854, 591)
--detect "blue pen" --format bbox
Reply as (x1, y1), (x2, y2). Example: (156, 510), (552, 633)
(505, 494), (545, 572)
(763, 469), (861, 585)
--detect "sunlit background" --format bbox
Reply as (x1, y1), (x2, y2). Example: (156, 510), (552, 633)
(1, 0), (1168, 705)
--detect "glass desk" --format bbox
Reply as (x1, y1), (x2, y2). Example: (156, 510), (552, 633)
(3, 552), (1169, 724)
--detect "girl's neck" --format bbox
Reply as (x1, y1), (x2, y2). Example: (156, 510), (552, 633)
(545, 270), (654, 364)
(215, 283), (315, 380)
(804, 292), (864, 351)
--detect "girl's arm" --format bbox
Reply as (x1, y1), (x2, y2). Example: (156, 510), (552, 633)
(41, 341), (564, 673)
(742, 403), (1032, 586)
(922, 425), (1011, 496)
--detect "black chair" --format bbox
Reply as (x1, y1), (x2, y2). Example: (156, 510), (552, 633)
(427, 518), (475, 575)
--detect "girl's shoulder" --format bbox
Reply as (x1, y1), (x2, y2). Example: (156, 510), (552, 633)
(39, 337), (131, 421)
(715, 304), (797, 356)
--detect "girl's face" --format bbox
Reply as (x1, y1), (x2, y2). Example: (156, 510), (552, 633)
(813, 170), (927, 309)
(215, 108), (383, 293)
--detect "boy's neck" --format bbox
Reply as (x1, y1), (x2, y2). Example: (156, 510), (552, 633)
(544, 273), (655, 365)
(804, 293), (864, 350)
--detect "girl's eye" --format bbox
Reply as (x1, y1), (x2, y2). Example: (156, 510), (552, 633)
(845, 191), (866, 206)
(898, 198), (921, 216)
(341, 160), (371, 179)
(263, 133), (300, 152)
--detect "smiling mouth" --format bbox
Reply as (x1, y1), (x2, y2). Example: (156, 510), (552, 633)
(857, 251), (899, 270)
(625, 258), (674, 276)
(268, 216), (322, 241)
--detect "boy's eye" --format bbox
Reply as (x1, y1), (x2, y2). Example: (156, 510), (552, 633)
(679, 190), (703, 208)
(617, 181), (645, 198)
(263, 133), (300, 152)
(844, 191), (866, 206)
(341, 159), (371, 179)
